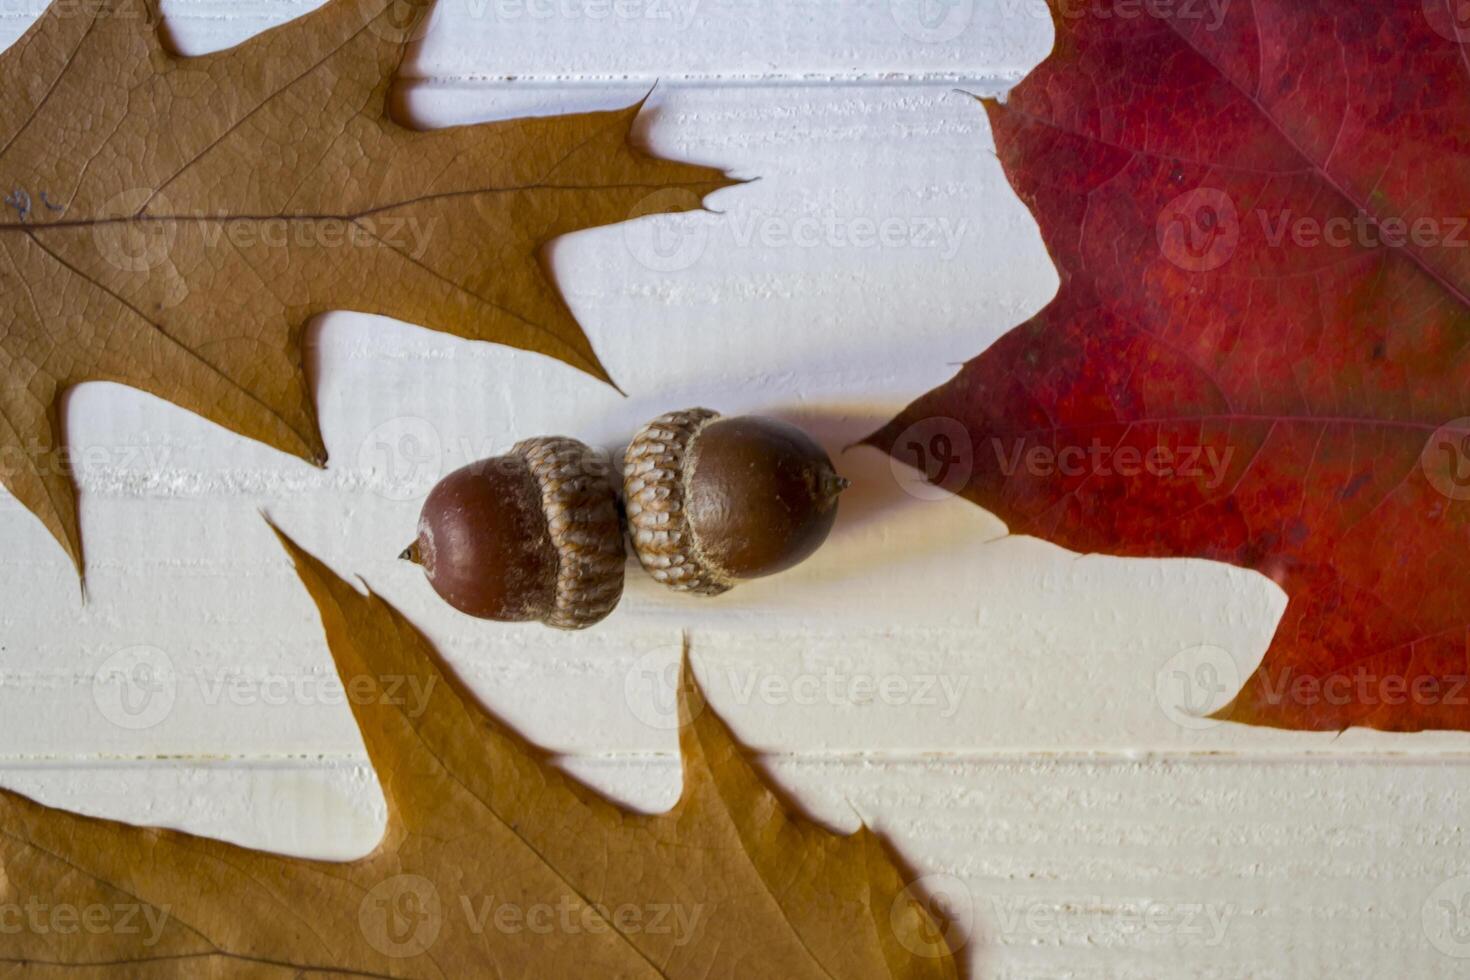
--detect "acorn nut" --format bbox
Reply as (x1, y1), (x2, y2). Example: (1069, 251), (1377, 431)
(623, 408), (849, 595)
(403, 437), (624, 629)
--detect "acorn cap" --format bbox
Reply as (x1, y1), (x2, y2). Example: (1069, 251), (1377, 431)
(623, 408), (846, 594)
(622, 408), (731, 595)
(514, 436), (626, 629)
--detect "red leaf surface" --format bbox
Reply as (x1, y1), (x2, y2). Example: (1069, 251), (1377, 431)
(867, 0), (1470, 731)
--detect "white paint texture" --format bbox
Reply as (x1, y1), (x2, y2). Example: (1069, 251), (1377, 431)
(1, 1), (1467, 976)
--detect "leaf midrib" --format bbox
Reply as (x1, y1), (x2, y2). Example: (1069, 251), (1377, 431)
(0, 179), (721, 232)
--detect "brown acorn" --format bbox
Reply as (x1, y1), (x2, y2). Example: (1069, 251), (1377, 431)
(623, 408), (848, 595)
(403, 437), (624, 629)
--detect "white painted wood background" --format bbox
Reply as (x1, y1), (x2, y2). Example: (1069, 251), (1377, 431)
(2, 0), (1468, 976)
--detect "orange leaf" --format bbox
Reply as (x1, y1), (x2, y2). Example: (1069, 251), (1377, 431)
(0, 0), (735, 576)
(0, 526), (959, 976)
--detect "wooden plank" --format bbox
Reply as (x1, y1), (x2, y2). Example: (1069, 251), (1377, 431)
(0, 3), (1465, 977)
(2, 0), (1050, 78)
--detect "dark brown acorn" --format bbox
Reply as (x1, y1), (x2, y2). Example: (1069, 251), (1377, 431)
(622, 408), (848, 595)
(403, 437), (624, 629)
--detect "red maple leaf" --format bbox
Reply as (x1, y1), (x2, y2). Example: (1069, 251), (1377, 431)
(867, 0), (1470, 731)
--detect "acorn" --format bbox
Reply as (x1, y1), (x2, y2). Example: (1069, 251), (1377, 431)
(623, 409), (848, 595)
(402, 437), (624, 629)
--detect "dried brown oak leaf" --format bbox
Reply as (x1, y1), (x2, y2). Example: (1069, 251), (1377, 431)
(0, 0), (733, 576)
(0, 527), (959, 976)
